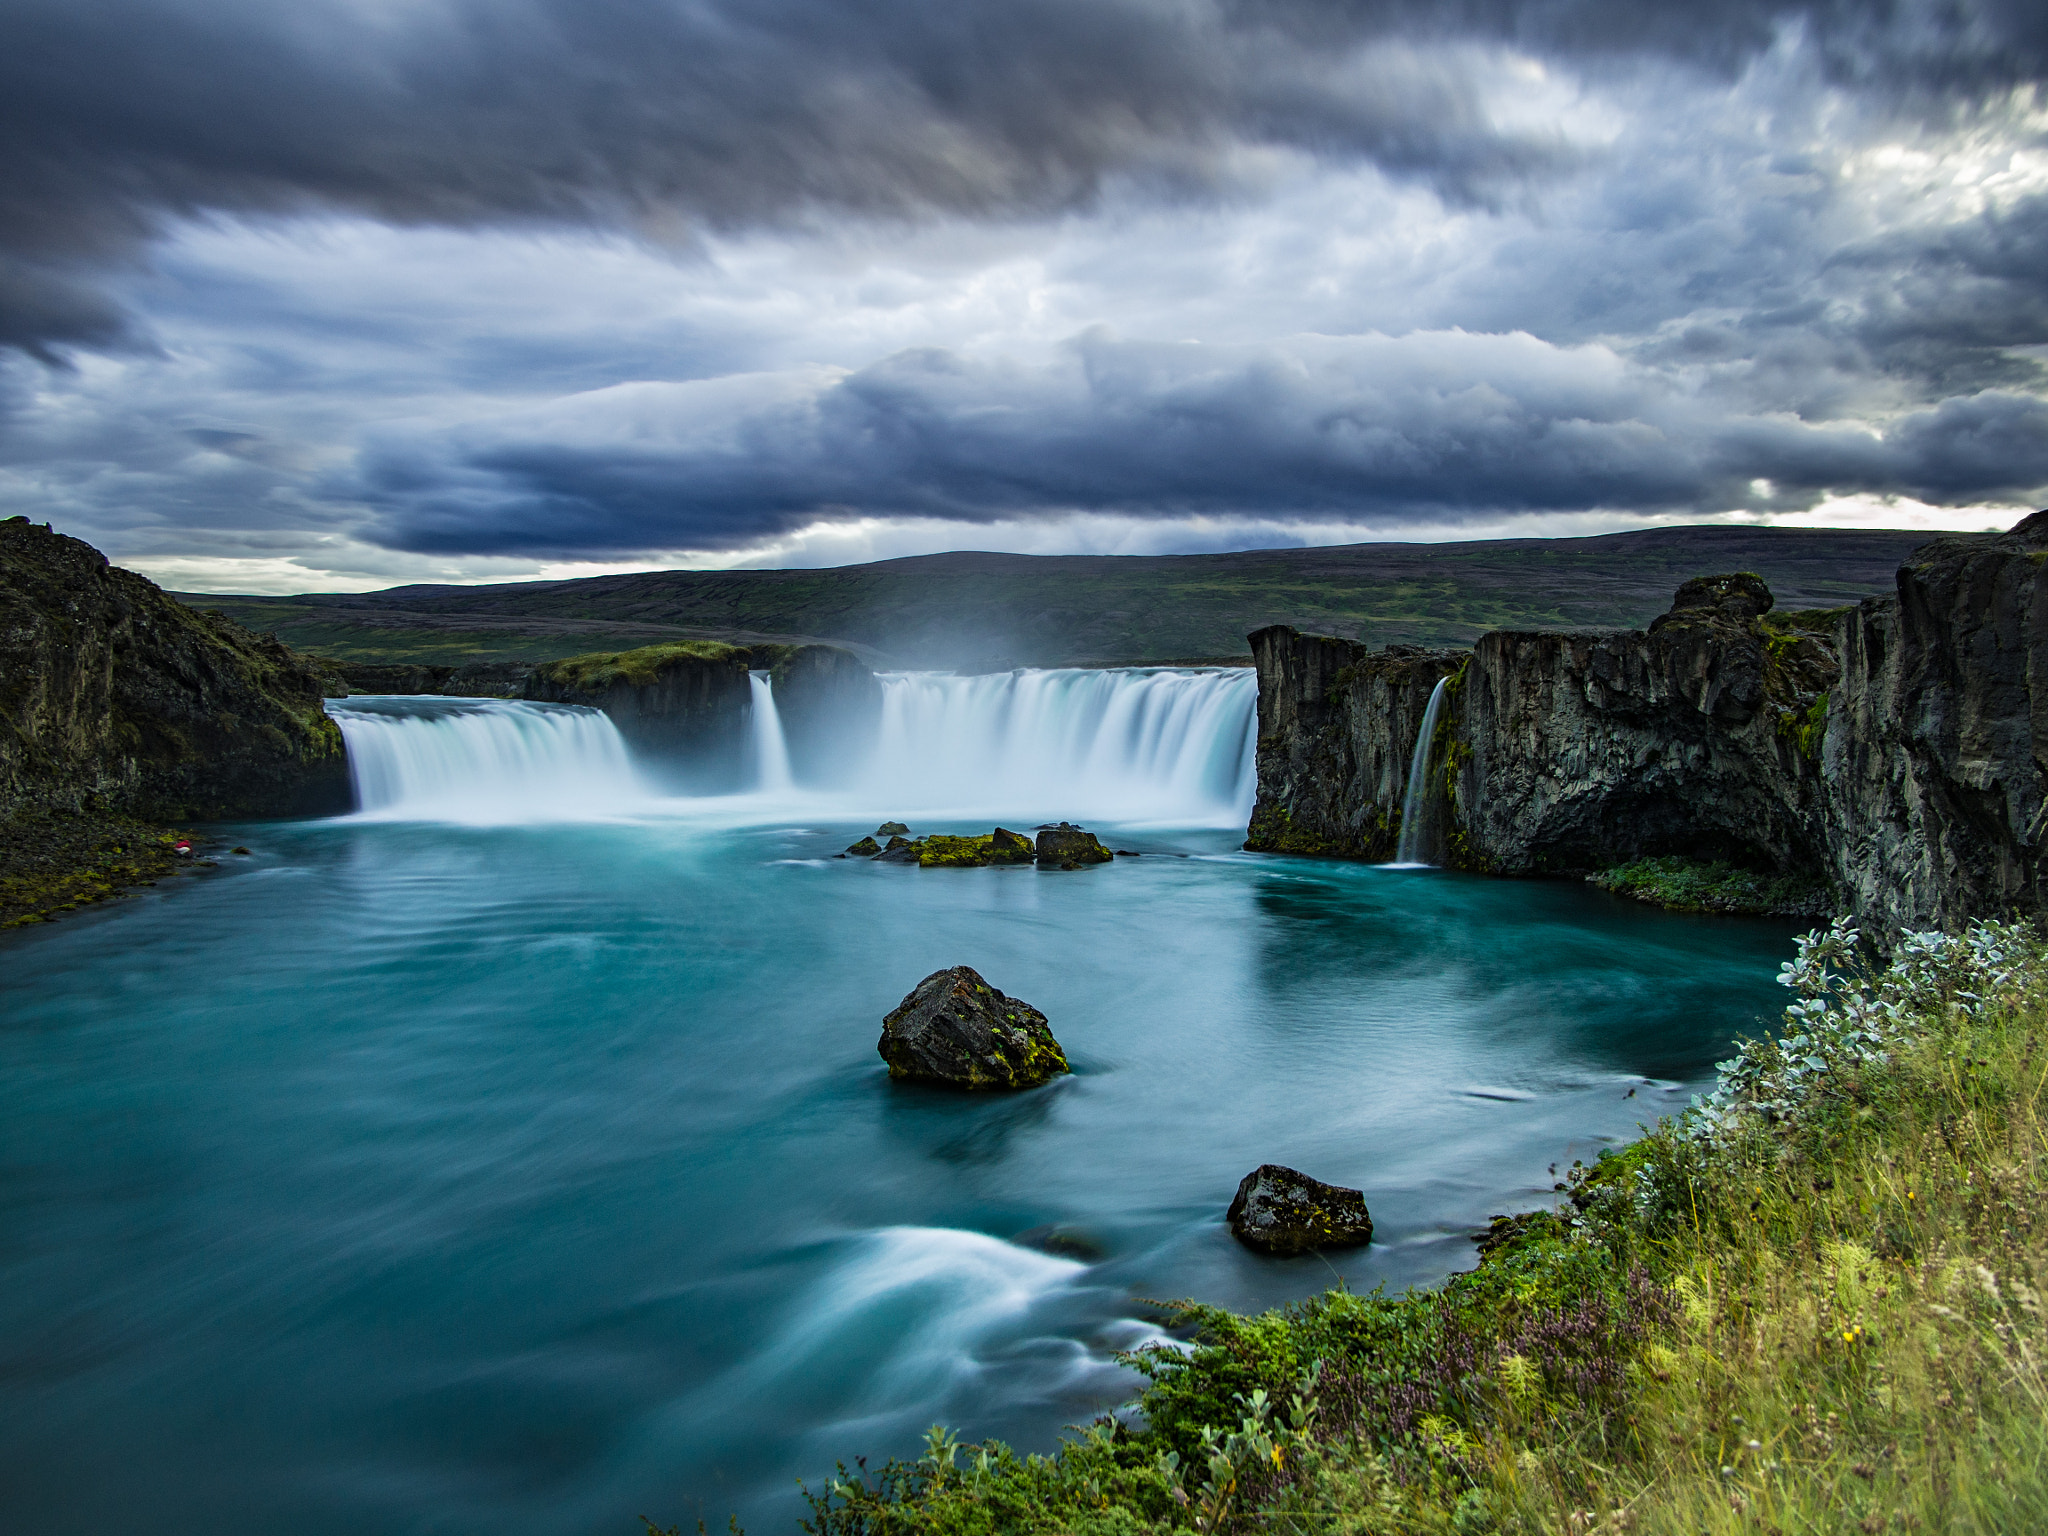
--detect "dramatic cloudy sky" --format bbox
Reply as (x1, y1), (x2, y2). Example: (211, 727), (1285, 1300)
(4, 0), (2046, 591)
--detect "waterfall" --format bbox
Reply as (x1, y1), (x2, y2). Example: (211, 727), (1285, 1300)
(329, 697), (647, 823)
(1393, 678), (1449, 865)
(860, 667), (1256, 826)
(747, 673), (795, 793)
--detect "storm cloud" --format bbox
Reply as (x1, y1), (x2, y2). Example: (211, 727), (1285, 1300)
(351, 332), (2048, 557)
(2, 0), (2046, 581)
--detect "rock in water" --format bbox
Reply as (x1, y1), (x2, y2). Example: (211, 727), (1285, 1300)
(1035, 823), (1112, 867)
(845, 836), (882, 856)
(878, 966), (1070, 1089)
(876, 821), (910, 836)
(1226, 1165), (1373, 1255)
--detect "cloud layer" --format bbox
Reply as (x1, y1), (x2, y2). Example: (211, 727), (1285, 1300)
(2, 0), (2045, 583)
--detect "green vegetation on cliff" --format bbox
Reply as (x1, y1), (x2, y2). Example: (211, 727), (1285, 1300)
(1590, 857), (1832, 919)
(779, 920), (2048, 1536)
(530, 639), (750, 690)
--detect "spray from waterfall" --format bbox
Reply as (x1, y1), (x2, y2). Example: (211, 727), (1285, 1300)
(747, 673), (795, 793)
(862, 668), (1257, 825)
(1394, 678), (1449, 865)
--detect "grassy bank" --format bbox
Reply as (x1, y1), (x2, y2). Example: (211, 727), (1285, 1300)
(770, 918), (2046, 1536)
(1590, 857), (1833, 919)
(0, 808), (211, 927)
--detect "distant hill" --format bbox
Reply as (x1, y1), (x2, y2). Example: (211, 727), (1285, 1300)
(177, 524), (1944, 670)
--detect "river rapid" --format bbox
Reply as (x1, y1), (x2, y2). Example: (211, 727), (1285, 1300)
(0, 670), (1798, 1535)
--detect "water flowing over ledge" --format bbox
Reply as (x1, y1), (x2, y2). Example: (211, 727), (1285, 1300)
(330, 667), (1257, 828)
(330, 697), (650, 823)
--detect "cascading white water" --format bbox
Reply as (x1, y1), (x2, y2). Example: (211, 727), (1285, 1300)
(1393, 678), (1449, 865)
(858, 667), (1256, 826)
(746, 672), (794, 793)
(329, 697), (648, 823)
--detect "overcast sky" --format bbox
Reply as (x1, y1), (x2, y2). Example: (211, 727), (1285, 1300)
(3, 0), (2045, 592)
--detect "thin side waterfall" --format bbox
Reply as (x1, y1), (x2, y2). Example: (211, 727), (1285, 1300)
(329, 697), (647, 822)
(1394, 677), (1450, 865)
(747, 672), (794, 793)
(861, 667), (1257, 826)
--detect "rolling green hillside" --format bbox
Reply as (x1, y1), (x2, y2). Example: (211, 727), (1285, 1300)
(178, 524), (1941, 669)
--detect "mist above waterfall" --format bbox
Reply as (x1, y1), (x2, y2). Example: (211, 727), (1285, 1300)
(329, 667), (1256, 828)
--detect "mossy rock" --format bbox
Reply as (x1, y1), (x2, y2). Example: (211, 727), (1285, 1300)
(916, 828), (1036, 867)
(875, 821), (910, 836)
(1033, 823), (1112, 866)
(1226, 1164), (1374, 1255)
(877, 965), (1071, 1090)
(845, 836), (882, 856)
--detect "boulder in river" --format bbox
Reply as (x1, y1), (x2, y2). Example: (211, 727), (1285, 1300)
(877, 965), (1071, 1089)
(1226, 1164), (1374, 1255)
(1035, 823), (1112, 868)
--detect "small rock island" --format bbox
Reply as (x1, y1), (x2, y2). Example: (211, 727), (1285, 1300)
(877, 965), (1071, 1090)
(1226, 1164), (1374, 1255)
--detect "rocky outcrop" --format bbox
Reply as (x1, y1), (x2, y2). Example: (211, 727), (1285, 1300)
(1245, 514), (2048, 941)
(1820, 514), (2048, 936)
(1, 517), (351, 822)
(1450, 573), (1834, 874)
(1243, 631), (1463, 860)
(771, 644), (883, 785)
(1226, 1165), (1374, 1255)
(523, 641), (752, 787)
(1035, 823), (1113, 867)
(877, 966), (1071, 1089)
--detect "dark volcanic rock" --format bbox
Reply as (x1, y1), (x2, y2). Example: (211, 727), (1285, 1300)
(1244, 631), (1464, 860)
(1244, 518), (2048, 938)
(1226, 1165), (1374, 1255)
(524, 642), (751, 789)
(873, 841), (920, 863)
(336, 660), (533, 698)
(1035, 823), (1112, 867)
(846, 836), (882, 856)
(771, 645), (883, 785)
(0, 517), (351, 822)
(877, 965), (1071, 1089)
(877, 821), (910, 836)
(1820, 512), (2048, 936)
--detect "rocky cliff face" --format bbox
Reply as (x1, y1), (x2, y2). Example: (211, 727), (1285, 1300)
(1244, 627), (1464, 860)
(1450, 574), (1836, 875)
(1820, 514), (2048, 936)
(1246, 534), (2048, 939)
(521, 639), (881, 789)
(523, 641), (753, 786)
(770, 644), (883, 785)
(0, 517), (351, 821)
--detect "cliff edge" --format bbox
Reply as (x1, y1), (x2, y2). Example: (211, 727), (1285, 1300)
(1247, 512), (2048, 939)
(1, 517), (350, 824)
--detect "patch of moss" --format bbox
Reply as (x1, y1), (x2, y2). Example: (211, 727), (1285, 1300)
(532, 640), (749, 691)
(0, 809), (200, 928)
(914, 829), (1037, 867)
(1589, 854), (1831, 916)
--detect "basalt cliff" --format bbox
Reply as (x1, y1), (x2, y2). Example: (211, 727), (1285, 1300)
(521, 638), (880, 790)
(2, 517), (350, 824)
(1248, 513), (2048, 940)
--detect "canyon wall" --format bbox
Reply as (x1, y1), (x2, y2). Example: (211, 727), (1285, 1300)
(1247, 514), (2048, 939)
(0, 517), (351, 822)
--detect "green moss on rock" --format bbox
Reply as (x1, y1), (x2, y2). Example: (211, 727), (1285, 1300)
(1589, 854), (1831, 916)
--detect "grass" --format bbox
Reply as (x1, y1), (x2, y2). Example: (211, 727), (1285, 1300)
(1590, 857), (1833, 918)
(728, 918), (2048, 1536)
(530, 640), (750, 690)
